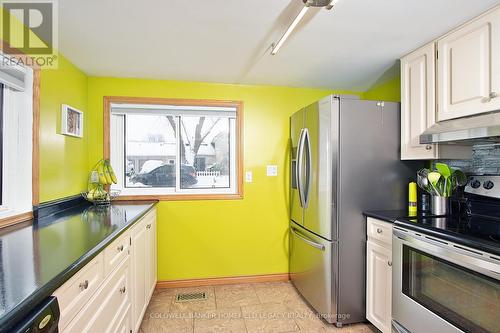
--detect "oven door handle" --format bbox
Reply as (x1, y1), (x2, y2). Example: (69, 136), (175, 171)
(393, 228), (500, 280)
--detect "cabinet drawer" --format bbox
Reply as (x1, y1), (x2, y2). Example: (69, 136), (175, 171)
(104, 231), (130, 275)
(64, 257), (130, 333)
(53, 253), (104, 330)
(113, 303), (131, 333)
(367, 217), (392, 246)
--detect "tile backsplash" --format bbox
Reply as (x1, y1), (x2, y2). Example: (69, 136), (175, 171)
(434, 144), (500, 175)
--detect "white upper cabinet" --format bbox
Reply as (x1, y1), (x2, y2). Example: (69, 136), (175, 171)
(401, 43), (471, 160)
(437, 6), (500, 121)
(401, 43), (437, 160)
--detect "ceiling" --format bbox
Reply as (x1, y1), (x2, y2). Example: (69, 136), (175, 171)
(59, 0), (500, 91)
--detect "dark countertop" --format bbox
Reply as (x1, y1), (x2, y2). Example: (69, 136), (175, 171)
(395, 217), (500, 257)
(363, 210), (413, 223)
(0, 200), (157, 332)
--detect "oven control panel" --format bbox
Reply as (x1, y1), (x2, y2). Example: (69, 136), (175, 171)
(465, 175), (500, 198)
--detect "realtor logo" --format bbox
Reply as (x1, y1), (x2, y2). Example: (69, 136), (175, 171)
(1, 0), (58, 68)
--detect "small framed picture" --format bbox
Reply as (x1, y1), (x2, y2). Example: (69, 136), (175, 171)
(61, 104), (83, 137)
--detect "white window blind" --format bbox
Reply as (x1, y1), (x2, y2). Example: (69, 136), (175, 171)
(0, 65), (33, 218)
(110, 103), (237, 118)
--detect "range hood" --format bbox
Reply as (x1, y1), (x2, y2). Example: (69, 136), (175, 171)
(420, 112), (500, 145)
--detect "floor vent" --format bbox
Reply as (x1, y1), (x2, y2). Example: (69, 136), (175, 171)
(175, 292), (207, 302)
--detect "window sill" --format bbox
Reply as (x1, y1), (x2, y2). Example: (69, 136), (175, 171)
(0, 211), (33, 229)
(115, 193), (243, 201)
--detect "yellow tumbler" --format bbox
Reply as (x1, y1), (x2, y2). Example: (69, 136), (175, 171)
(409, 182), (417, 216)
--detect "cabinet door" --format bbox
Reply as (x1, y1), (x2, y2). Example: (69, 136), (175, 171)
(146, 216), (157, 300)
(437, 7), (500, 120)
(113, 304), (131, 333)
(401, 43), (437, 160)
(366, 240), (392, 333)
(131, 218), (148, 332)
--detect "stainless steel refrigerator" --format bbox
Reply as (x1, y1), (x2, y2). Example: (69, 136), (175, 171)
(289, 95), (418, 326)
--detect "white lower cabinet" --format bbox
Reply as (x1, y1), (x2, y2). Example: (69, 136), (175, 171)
(54, 208), (157, 333)
(131, 210), (157, 331)
(64, 257), (131, 333)
(53, 253), (105, 330)
(147, 216), (157, 299)
(366, 218), (392, 333)
(114, 304), (132, 333)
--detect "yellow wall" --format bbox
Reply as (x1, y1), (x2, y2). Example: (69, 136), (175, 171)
(3, 2), (401, 280)
(363, 75), (401, 102)
(39, 56), (89, 202)
(37, 69), (399, 280)
(1, 6), (90, 202)
(87, 78), (360, 280)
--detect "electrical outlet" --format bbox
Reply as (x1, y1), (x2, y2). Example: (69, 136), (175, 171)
(267, 165), (278, 176)
(245, 171), (253, 183)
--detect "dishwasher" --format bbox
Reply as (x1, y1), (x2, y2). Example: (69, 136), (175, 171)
(11, 297), (60, 333)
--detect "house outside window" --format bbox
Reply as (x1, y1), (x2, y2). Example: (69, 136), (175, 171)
(107, 98), (243, 199)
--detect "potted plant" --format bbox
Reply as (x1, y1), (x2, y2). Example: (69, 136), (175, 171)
(417, 163), (467, 215)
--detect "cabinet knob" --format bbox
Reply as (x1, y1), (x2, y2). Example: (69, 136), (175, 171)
(425, 145), (432, 150)
(376, 228), (383, 234)
(146, 224), (151, 229)
(117, 245), (124, 252)
(79, 280), (89, 290)
(388, 261), (392, 267)
(119, 286), (126, 294)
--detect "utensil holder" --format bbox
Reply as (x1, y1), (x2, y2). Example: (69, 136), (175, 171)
(431, 196), (450, 215)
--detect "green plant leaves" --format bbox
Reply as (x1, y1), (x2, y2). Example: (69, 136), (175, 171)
(416, 163), (466, 197)
(428, 172), (441, 185)
(435, 163), (452, 179)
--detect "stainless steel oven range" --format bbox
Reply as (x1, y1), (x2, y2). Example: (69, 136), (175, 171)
(392, 175), (500, 333)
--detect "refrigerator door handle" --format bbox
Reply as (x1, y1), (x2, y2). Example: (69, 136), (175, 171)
(296, 128), (306, 208)
(303, 128), (312, 208)
(291, 227), (325, 251)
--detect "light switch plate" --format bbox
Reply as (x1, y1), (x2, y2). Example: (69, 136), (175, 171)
(266, 165), (278, 176)
(245, 171), (253, 183)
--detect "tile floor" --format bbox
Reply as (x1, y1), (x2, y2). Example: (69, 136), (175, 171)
(139, 282), (379, 333)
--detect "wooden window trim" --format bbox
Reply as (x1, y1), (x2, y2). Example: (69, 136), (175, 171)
(0, 211), (33, 228)
(0, 41), (41, 227)
(103, 96), (244, 201)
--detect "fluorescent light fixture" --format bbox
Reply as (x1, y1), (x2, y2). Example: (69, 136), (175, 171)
(271, 5), (309, 55)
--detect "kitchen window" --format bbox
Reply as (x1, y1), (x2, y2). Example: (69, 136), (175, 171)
(106, 97), (243, 200)
(0, 54), (34, 220)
